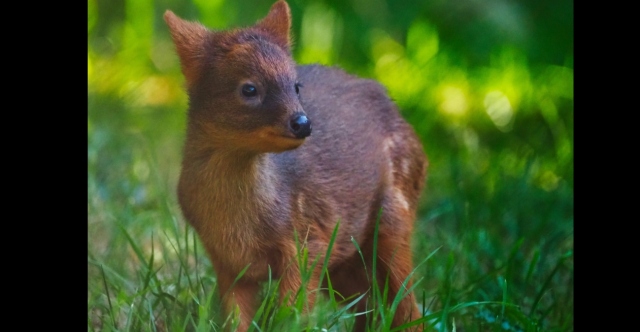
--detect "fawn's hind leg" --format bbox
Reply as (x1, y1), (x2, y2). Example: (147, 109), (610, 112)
(328, 253), (374, 331)
(330, 232), (422, 331)
(375, 231), (424, 331)
(374, 133), (426, 331)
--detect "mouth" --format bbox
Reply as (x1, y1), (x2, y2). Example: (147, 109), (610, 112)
(247, 126), (309, 152)
(277, 132), (306, 141)
(266, 127), (307, 141)
(272, 134), (307, 149)
(268, 131), (307, 151)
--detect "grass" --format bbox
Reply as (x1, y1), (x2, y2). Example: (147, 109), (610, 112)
(87, 89), (573, 331)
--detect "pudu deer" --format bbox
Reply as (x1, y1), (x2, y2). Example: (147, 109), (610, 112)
(164, 1), (428, 330)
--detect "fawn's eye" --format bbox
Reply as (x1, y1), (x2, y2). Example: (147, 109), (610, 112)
(295, 82), (303, 95)
(242, 84), (257, 97)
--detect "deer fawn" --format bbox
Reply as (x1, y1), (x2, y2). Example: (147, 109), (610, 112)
(165, 1), (427, 330)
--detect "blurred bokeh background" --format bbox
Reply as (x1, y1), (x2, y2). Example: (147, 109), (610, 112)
(88, 0), (573, 330)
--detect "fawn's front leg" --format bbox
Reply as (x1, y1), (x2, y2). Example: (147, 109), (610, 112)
(278, 257), (323, 310)
(216, 271), (261, 332)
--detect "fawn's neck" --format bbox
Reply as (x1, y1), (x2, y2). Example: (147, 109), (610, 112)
(180, 129), (282, 231)
(178, 132), (290, 274)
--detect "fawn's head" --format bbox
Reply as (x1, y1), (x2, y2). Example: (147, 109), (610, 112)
(165, 0), (310, 154)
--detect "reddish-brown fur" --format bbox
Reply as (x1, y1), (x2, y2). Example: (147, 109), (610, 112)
(165, 1), (427, 331)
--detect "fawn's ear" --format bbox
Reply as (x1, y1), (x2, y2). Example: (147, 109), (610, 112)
(164, 10), (209, 87)
(256, 0), (292, 51)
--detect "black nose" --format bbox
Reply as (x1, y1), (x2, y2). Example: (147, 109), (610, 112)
(289, 114), (312, 139)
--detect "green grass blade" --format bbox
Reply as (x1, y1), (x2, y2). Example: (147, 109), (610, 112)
(350, 236), (370, 284)
(100, 264), (117, 329)
(529, 250), (572, 317)
(147, 297), (158, 332)
(318, 221), (340, 289)
(500, 277), (507, 319)
(525, 249), (541, 283)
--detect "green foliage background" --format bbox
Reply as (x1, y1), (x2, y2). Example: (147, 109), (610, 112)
(88, 0), (573, 331)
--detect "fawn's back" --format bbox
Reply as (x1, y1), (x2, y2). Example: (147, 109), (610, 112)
(282, 64), (426, 257)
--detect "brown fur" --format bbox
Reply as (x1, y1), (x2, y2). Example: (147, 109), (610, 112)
(165, 1), (428, 331)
